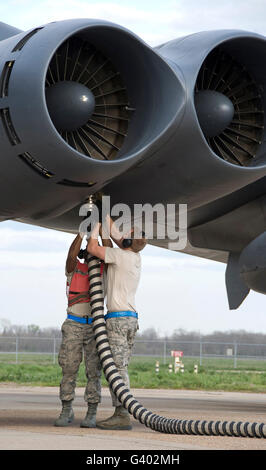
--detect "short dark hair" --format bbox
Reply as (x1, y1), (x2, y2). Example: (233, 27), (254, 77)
(131, 228), (147, 252)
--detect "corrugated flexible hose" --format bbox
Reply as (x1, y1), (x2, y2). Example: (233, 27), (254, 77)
(88, 255), (266, 438)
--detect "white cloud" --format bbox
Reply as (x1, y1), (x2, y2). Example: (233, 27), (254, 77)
(0, 227), (72, 250)
(0, 225), (217, 270)
(3, 0), (266, 46)
(1, 0), (182, 45)
(168, 0), (266, 37)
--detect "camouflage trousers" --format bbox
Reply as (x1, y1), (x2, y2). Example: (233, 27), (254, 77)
(106, 316), (139, 407)
(58, 319), (101, 404)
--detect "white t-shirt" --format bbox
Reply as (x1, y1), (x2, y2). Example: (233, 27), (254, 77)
(104, 247), (141, 313)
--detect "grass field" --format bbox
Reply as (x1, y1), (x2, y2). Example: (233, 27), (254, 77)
(1, 354), (266, 392)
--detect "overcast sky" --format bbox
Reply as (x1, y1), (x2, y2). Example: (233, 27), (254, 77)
(1, 0), (266, 335)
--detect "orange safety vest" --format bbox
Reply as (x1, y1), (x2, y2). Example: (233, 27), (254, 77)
(67, 260), (104, 307)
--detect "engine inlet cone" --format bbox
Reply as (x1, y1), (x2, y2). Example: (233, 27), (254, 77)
(46, 80), (95, 131)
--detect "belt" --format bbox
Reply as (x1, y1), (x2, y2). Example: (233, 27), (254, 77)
(104, 311), (138, 320)
(67, 314), (93, 324)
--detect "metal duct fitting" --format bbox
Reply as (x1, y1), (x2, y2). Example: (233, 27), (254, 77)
(88, 255), (266, 438)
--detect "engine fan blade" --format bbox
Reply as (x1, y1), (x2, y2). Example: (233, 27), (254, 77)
(45, 36), (132, 160)
(195, 49), (264, 166)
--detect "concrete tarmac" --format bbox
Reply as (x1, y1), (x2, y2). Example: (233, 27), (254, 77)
(1, 384), (266, 450)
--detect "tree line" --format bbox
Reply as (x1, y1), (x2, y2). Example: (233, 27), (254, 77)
(0, 321), (266, 357)
(1, 322), (266, 344)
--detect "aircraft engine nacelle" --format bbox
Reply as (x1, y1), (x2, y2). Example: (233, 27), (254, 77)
(0, 19), (183, 220)
(1, 21), (266, 226)
(225, 232), (266, 309)
(96, 28), (266, 213)
(239, 232), (266, 294)
(141, 30), (266, 209)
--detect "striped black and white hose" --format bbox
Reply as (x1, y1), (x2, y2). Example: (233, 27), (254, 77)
(88, 255), (266, 438)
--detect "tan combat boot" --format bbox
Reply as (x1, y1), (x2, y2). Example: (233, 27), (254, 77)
(97, 405), (132, 430)
(80, 403), (98, 428)
(54, 400), (74, 426)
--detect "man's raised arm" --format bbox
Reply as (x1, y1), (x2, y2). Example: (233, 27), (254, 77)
(100, 224), (113, 248)
(86, 222), (106, 261)
(66, 233), (83, 273)
(103, 214), (124, 248)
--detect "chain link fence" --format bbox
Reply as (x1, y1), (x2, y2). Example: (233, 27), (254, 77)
(1, 336), (266, 369)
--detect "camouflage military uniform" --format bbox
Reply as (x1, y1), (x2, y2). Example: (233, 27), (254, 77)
(57, 264), (102, 405)
(106, 316), (138, 407)
(58, 319), (101, 403)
